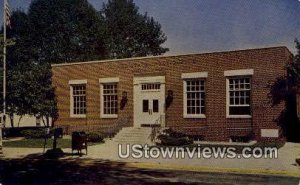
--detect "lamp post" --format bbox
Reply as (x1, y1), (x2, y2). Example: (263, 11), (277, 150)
(0, 0), (8, 155)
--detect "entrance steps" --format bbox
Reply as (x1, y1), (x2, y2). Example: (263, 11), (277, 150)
(112, 127), (153, 145)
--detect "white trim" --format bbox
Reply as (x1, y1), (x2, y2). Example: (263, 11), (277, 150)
(133, 76), (165, 85)
(183, 79), (206, 119)
(99, 77), (119, 83)
(51, 47), (287, 67)
(133, 76), (166, 127)
(184, 114), (206, 119)
(181, 72), (208, 79)
(100, 83), (118, 119)
(69, 85), (87, 118)
(261, 129), (279, 138)
(70, 114), (87, 118)
(101, 114), (118, 119)
(69, 79), (87, 85)
(226, 78), (252, 119)
(224, 69), (254, 77)
(226, 115), (252, 119)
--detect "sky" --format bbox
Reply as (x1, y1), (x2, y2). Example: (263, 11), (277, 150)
(1, 0), (300, 54)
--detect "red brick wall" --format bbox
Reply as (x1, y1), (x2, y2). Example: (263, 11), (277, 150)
(52, 47), (292, 141)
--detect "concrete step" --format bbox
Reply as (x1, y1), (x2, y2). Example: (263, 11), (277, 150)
(112, 127), (153, 144)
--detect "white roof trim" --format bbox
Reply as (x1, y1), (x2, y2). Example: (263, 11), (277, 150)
(99, 77), (120, 83)
(51, 47), (288, 67)
(134, 76), (165, 85)
(224, 69), (254, 77)
(69, 79), (87, 85)
(181, 72), (208, 79)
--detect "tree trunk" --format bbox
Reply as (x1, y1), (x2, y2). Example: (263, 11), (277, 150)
(46, 116), (50, 127)
(17, 115), (23, 127)
(9, 113), (14, 128)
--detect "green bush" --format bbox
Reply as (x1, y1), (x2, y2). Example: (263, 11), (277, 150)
(162, 128), (187, 138)
(20, 129), (48, 139)
(87, 132), (104, 143)
(157, 134), (193, 146)
(296, 158), (300, 166)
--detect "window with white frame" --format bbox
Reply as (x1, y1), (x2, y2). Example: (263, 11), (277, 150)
(184, 79), (205, 117)
(101, 83), (118, 117)
(228, 77), (251, 116)
(71, 84), (86, 116)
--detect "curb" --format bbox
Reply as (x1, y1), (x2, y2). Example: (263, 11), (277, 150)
(126, 162), (300, 177)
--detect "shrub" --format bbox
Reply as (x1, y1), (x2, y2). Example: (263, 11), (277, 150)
(87, 132), (104, 143)
(296, 158), (300, 166)
(162, 128), (187, 138)
(157, 134), (193, 146)
(44, 148), (64, 159)
(20, 129), (48, 139)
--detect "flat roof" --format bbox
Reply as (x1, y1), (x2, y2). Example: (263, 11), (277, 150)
(51, 46), (291, 67)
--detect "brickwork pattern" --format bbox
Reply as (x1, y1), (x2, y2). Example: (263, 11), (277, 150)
(52, 47), (292, 141)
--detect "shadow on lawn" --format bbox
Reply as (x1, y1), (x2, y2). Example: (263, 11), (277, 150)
(0, 154), (192, 185)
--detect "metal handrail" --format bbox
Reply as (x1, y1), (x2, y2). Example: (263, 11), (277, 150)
(149, 115), (162, 142)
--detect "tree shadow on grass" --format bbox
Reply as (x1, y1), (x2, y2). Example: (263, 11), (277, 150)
(0, 154), (196, 185)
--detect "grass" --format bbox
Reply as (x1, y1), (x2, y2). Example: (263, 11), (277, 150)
(4, 138), (104, 148)
(4, 138), (72, 148)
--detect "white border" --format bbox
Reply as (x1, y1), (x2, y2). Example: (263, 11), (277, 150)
(99, 77), (119, 83)
(226, 78), (252, 119)
(183, 77), (206, 119)
(181, 72), (208, 79)
(69, 79), (87, 85)
(100, 78), (119, 119)
(70, 84), (87, 118)
(224, 69), (254, 77)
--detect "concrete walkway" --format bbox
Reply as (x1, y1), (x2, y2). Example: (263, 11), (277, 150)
(2, 140), (300, 176)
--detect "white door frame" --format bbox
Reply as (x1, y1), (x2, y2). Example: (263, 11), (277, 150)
(133, 76), (165, 127)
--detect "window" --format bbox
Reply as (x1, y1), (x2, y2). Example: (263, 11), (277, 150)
(71, 84), (86, 117)
(227, 77), (251, 117)
(101, 83), (118, 118)
(153, 99), (159, 113)
(143, 100), (149, 112)
(183, 79), (205, 118)
(141, 83), (161, 91)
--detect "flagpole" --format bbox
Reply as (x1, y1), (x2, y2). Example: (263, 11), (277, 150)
(0, 0), (7, 155)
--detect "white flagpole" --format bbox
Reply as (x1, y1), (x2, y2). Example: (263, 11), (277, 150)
(0, 0), (7, 154)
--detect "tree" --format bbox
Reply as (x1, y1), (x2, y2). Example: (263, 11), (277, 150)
(270, 39), (300, 142)
(102, 0), (169, 59)
(27, 0), (107, 64)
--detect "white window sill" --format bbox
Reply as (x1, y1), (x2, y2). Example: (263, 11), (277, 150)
(184, 114), (206, 119)
(101, 114), (118, 119)
(226, 115), (252, 119)
(70, 114), (86, 118)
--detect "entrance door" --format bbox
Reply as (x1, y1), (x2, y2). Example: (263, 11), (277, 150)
(141, 93), (161, 125)
(134, 76), (165, 127)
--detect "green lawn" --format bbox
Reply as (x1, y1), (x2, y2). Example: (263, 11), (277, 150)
(4, 138), (103, 148)
(3, 138), (72, 148)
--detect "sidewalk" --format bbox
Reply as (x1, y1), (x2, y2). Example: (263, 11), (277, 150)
(84, 141), (300, 176)
(2, 141), (300, 177)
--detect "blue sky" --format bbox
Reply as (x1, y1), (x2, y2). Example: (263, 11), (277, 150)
(2, 0), (300, 54)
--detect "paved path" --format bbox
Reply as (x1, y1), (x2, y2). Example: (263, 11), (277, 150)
(2, 141), (300, 176)
(0, 158), (299, 185)
(83, 140), (300, 173)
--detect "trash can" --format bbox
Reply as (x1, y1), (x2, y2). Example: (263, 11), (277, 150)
(72, 132), (88, 155)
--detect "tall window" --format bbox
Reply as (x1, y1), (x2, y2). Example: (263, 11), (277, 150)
(101, 83), (118, 117)
(228, 77), (251, 116)
(71, 85), (86, 116)
(184, 79), (205, 118)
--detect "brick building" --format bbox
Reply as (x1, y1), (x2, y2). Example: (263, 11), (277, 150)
(51, 46), (293, 142)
